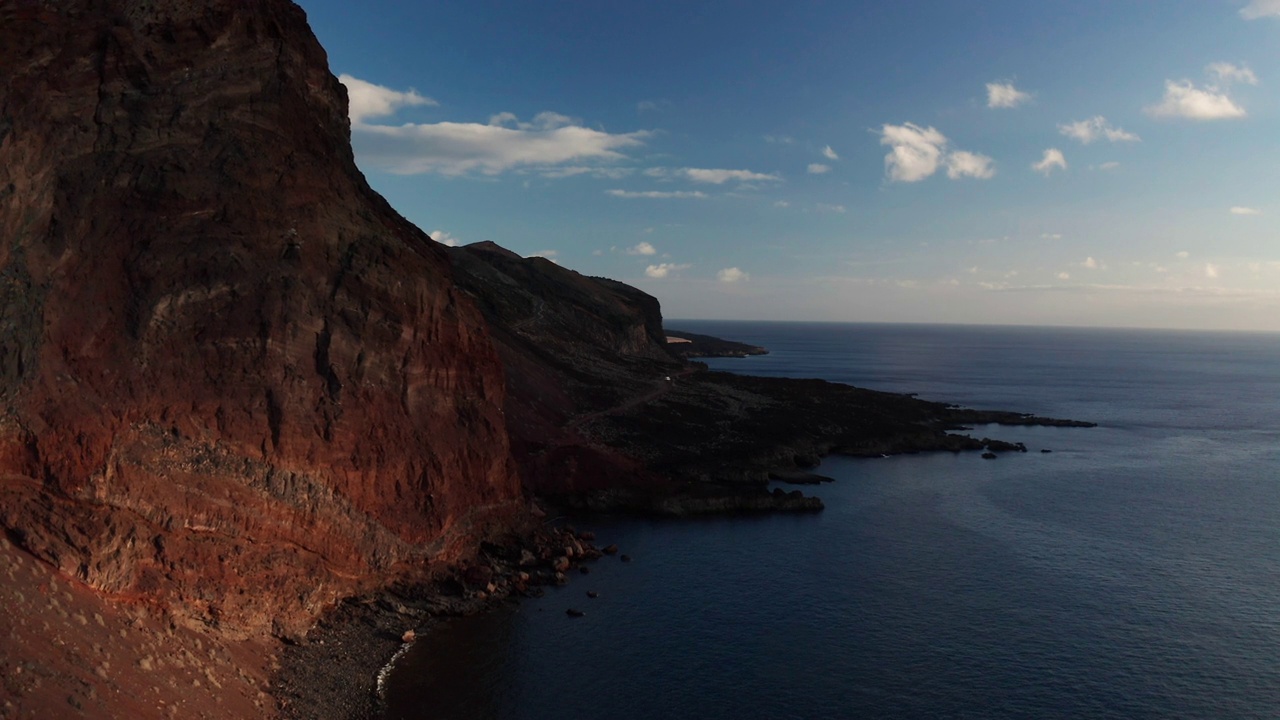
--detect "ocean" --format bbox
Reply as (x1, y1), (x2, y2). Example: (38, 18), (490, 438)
(382, 322), (1280, 719)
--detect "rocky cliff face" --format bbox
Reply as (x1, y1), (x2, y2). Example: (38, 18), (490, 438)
(447, 242), (682, 496)
(0, 0), (521, 637)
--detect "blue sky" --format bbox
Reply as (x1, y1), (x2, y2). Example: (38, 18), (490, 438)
(297, 1), (1278, 331)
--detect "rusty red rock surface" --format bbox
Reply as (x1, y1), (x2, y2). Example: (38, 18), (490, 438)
(0, 0), (523, 642)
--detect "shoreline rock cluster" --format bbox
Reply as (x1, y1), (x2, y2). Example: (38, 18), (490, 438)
(271, 520), (622, 719)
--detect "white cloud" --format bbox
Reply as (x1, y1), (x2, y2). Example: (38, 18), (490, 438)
(680, 168), (781, 184)
(1205, 263), (1220, 279)
(645, 263), (690, 278)
(340, 77), (649, 175)
(539, 166), (635, 179)
(354, 118), (649, 175)
(822, 145), (840, 160)
(1098, 161), (1121, 171)
(1230, 206), (1262, 215)
(1032, 148), (1067, 176)
(1041, 233), (1063, 240)
(816, 203), (847, 214)
(879, 123), (947, 182)
(1083, 256), (1100, 269)
(530, 249), (557, 259)
(986, 82), (1031, 109)
(774, 200), (791, 208)
(637, 99), (670, 112)
(1057, 272), (1071, 280)
(717, 267), (750, 283)
(878, 123), (992, 183)
(763, 135), (795, 144)
(1146, 80), (1246, 120)
(607, 189), (707, 199)
(627, 241), (657, 255)
(1148, 62), (1258, 120)
(1058, 116), (1140, 144)
(1208, 62), (1259, 85)
(1146, 61), (1254, 121)
(807, 163), (832, 174)
(339, 74), (436, 125)
(430, 229), (459, 247)
(1240, 0), (1280, 20)
(1176, 251), (1190, 259)
(945, 150), (995, 179)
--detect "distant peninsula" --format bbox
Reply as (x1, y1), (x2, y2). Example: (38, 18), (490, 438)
(664, 329), (770, 359)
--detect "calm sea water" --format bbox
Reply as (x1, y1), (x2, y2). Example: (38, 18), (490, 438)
(383, 322), (1280, 720)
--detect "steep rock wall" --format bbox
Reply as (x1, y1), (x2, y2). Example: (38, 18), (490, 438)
(447, 242), (682, 496)
(0, 0), (521, 637)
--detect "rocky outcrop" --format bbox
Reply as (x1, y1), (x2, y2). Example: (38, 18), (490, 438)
(663, 329), (769, 359)
(0, 0), (521, 638)
(447, 241), (683, 497)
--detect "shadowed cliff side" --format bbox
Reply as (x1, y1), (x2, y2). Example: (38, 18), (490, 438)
(0, 0), (522, 640)
(446, 241), (683, 497)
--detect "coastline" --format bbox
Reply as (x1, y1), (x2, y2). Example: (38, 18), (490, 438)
(271, 523), (620, 719)
(270, 365), (1096, 719)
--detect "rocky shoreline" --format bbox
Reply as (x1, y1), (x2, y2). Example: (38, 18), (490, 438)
(270, 521), (626, 719)
(269, 365), (1096, 718)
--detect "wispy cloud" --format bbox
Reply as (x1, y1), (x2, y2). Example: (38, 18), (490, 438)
(822, 145), (840, 160)
(539, 166), (636, 179)
(1032, 148), (1067, 176)
(341, 76), (648, 175)
(1240, 0), (1280, 20)
(807, 163), (832, 174)
(340, 74), (436, 124)
(682, 168), (780, 184)
(645, 167), (781, 184)
(645, 263), (691, 278)
(1058, 116), (1140, 144)
(878, 123), (993, 183)
(1205, 263), (1220, 279)
(816, 203), (847, 214)
(1230, 206), (1262, 215)
(763, 135), (795, 144)
(717, 267), (750, 283)
(1207, 62), (1258, 85)
(986, 82), (1031, 109)
(607, 189), (707, 199)
(637, 99), (670, 112)
(627, 241), (657, 255)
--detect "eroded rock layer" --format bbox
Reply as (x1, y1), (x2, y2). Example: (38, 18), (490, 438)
(0, 0), (521, 637)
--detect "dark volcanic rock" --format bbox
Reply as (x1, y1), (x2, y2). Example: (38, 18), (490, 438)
(663, 329), (769, 358)
(447, 241), (682, 497)
(0, 0), (522, 638)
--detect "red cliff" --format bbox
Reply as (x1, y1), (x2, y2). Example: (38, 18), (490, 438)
(0, 0), (522, 639)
